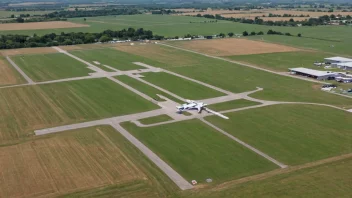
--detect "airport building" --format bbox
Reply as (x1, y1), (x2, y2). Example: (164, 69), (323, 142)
(324, 57), (352, 70)
(324, 57), (352, 64)
(289, 68), (342, 80)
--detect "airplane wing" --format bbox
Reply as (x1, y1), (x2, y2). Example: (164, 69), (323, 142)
(204, 107), (229, 119)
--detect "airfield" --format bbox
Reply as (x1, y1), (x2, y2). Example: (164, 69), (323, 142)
(0, 37), (351, 197)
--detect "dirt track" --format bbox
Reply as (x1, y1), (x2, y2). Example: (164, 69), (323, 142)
(0, 21), (89, 31)
(0, 47), (57, 56)
(174, 38), (300, 56)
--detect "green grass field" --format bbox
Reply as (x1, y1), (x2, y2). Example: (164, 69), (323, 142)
(139, 115), (173, 125)
(206, 105), (352, 165)
(11, 53), (92, 82)
(208, 99), (260, 111)
(0, 10), (53, 18)
(190, 157), (352, 198)
(0, 78), (158, 143)
(142, 72), (225, 100)
(0, 14), (350, 56)
(122, 119), (278, 183)
(129, 44), (352, 108)
(116, 75), (184, 103)
(226, 51), (335, 72)
(71, 48), (165, 71)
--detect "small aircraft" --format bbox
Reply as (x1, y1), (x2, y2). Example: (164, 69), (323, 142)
(176, 100), (229, 119)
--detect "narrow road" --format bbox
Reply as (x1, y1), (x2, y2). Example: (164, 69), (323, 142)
(134, 62), (233, 95)
(160, 43), (326, 84)
(35, 109), (165, 135)
(200, 118), (288, 169)
(128, 74), (186, 102)
(6, 56), (35, 84)
(52, 46), (105, 73)
(107, 76), (158, 104)
(111, 122), (194, 190)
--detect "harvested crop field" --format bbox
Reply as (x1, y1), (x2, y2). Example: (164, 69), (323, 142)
(171, 38), (300, 56)
(115, 44), (202, 68)
(0, 126), (145, 198)
(0, 56), (24, 85)
(0, 78), (158, 143)
(0, 21), (89, 31)
(0, 47), (57, 56)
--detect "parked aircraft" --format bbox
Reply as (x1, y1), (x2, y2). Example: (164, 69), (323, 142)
(176, 100), (229, 119)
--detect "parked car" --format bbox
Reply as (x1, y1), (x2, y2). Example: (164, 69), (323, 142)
(322, 84), (337, 88)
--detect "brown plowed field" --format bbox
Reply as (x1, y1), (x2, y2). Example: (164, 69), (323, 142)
(0, 47), (57, 56)
(172, 38), (300, 56)
(0, 126), (145, 198)
(0, 21), (89, 31)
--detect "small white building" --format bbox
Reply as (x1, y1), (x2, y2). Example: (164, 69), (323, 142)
(289, 67), (342, 80)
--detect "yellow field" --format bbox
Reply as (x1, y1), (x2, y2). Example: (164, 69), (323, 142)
(0, 126), (145, 198)
(180, 8), (352, 20)
(169, 38), (300, 56)
(115, 44), (201, 68)
(0, 47), (57, 56)
(0, 56), (25, 85)
(0, 21), (89, 31)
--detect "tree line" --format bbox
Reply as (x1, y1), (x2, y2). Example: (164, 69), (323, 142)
(0, 28), (162, 49)
(44, 8), (141, 18)
(195, 13), (352, 27)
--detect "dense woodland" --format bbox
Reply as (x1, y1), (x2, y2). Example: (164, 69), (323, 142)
(0, 28), (162, 49)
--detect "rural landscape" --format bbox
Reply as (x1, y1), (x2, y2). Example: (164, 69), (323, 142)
(0, 0), (351, 197)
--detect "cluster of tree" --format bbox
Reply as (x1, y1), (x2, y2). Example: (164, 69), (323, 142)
(267, 29), (301, 37)
(1, 17), (67, 24)
(266, 13), (310, 17)
(151, 9), (178, 15)
(189, 20), (217, 23)
(0, 28), (162, 49)
(241, 31), (264, 36)
(44, 8), (141, 18)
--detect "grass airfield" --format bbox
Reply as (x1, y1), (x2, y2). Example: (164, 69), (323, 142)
(0, 36), (351, 197)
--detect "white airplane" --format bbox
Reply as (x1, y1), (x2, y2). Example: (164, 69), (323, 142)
(176, 100), (229, 119)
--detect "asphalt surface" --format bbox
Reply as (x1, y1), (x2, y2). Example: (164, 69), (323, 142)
(6, 56), (35, 84)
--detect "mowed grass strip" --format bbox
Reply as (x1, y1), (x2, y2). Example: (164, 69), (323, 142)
(11, 53), (92, 82)
(142, 72), (225, 100)
(193, 156), (352, 198)
(0, 55), (25, 86)
(0, 78), (158, 143)
(206, 105), (352, 165)
(70, 48), (160, 71)
(208, 99), (260, 111)
(226, 51), (335, 72)
(0, 126), (147, 198)
(139, 115), (173, 125)
(122, 119), (278, 183)
(116, 75), (183, 103)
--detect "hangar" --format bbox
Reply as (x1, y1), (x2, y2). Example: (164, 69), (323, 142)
(289, 68), (341, 80)
(336, 62), (352, 71)
(324, 57), (352, 64)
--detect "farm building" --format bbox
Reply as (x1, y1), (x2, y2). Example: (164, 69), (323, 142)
(289, 67), (342, 80)
(336, 62), (352, 71)
(324, 57), (352, 64)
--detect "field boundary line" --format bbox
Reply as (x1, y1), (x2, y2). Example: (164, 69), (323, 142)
(159, 43), (326, 84)
(6, 56), (35, 84)
(110, 122), (194, 190)
(213, 152), (352, 191)
(200, 118), (288, 169)
(127, 73), (186, 102)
